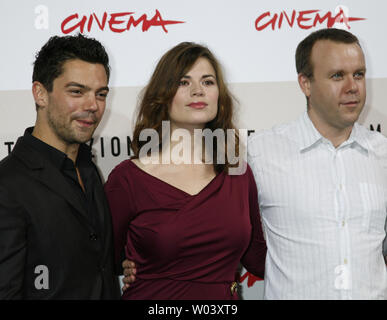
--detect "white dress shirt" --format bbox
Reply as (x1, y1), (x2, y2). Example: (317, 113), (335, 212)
(248, 111), (387, 299)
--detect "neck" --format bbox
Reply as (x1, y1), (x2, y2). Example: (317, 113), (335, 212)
(160, 123), (209, 165)
(307, 109), (353, 148)
(32, 123), (80, 163)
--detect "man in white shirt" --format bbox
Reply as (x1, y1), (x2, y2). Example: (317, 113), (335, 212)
(248, 28), (387, 299)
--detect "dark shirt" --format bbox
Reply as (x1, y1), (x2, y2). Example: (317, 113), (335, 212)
(23, 128), (100, 233)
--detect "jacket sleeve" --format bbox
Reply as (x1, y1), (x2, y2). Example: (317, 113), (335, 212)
(0, 184), (27, 299)
(240, 165), (267, 279)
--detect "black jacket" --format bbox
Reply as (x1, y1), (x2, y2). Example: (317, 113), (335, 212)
(0, 132), (120, 299)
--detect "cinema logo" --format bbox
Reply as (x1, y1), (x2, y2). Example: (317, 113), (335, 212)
(255, 6), (365, 31)
(61, 9), (185, 34)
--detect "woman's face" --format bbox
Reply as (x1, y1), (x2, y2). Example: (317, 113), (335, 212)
(169, 57), (219, 131)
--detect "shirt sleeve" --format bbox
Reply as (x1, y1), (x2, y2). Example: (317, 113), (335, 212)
(0, 185), (27, 299)
(104, 164), (136, 274)
(240, 165), (267, 279)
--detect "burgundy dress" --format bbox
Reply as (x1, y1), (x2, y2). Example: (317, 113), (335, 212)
(104, 160), (266, 300)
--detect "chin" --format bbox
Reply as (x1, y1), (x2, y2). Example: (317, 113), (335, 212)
(78, 134), (94, 144)
(192, 115), (216, 125)
(77, 128), (96, 141)
(67, 132), (93, 144)
(340, 118), (359, 129)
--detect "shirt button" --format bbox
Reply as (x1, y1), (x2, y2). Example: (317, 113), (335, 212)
(344, 259), (348, 264)
(342, 220), (345, 227)
(89, 233), (98, 241)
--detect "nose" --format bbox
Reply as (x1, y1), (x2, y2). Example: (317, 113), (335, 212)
(190, 82), (204, 97)
(345, 76), (359, 94)
(84, 93), (99, 112)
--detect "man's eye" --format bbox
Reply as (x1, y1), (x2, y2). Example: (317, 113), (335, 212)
(70, 90), (82, 94)
(331, 73), (343, 80)
(354, 72), (365, 79)
(97, 93), (108, 100)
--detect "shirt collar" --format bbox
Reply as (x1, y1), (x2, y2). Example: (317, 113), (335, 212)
(296, 111), (323, 151)
(23, 127), (93, 170)
(295, 111), (369, 153)
(347, 122), (371, 152)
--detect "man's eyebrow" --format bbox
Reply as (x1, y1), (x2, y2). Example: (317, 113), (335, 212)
(355, 67), (367, 73)
(97, 86), (109, 92)
(65, 82), (88, 89)
(327, 68), (344, 74)
(65, 82), (109, 92)
(328, 66), (367, 74)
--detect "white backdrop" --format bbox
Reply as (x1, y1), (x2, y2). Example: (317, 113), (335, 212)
(1, 0), (386, 299)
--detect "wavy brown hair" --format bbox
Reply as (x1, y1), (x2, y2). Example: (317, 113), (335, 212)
(131, 42), (239, 174)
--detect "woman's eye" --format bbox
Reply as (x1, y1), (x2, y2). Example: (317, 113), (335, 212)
(203, 80), (215, 86)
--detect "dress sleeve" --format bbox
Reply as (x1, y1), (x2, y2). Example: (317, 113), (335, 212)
(240, 165), (267, 278)
(104, 163), (136, 273)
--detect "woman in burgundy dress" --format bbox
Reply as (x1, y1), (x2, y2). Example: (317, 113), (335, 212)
(104, 42), (266, 300)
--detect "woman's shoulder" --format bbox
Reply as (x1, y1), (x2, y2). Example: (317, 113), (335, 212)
(226, 161), (253, 178)
(109, 158), (134, 176)
(108, 157), (162, 182)
(226, 162), (258, 188)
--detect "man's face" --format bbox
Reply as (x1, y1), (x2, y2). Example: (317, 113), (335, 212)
(299, 40), (366, 134)
(38, 59), (109, 147)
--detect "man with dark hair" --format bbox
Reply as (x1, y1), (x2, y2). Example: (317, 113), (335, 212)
(248, 28), (387, 299)
(0, 34), (120, 299)
(295, 28), (360, 79)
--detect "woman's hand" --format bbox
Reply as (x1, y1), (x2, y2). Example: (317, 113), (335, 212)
(122, 259), (137, 291)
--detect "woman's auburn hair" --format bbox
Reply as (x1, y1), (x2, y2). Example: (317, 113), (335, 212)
(131, 42), (240, 174)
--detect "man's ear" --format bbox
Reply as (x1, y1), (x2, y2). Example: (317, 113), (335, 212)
(32, 81), (49, 108)
(298, 73), (311, 99)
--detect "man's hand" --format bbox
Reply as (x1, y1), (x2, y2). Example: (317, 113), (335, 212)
(122, 259), (136, 291)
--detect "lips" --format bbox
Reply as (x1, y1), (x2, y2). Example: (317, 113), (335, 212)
(188, 102), (207, 109)
(340, 100), (359, 107)
(76, 119), (96, 127)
